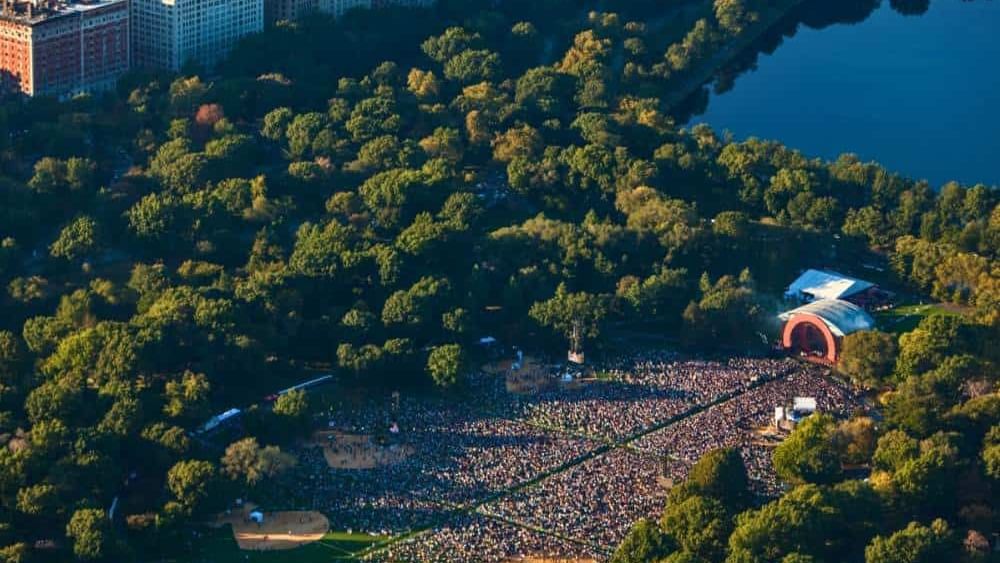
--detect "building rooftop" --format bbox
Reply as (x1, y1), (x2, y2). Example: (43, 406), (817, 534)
(784, 269), (875, 302)
(0, 0), (122, 25)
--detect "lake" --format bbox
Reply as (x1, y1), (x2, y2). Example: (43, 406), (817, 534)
(682, 0), (1000, 188)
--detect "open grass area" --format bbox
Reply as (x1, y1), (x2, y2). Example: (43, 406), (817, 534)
(185, 528), (391, 562)
(875, 303), (964, 333)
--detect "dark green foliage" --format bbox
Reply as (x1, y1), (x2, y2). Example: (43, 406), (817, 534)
(773, 413), (843, 485)
(0, 1), (993, 560)
(610, 518), (672, 563)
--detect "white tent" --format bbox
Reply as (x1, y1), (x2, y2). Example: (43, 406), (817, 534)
(785, 269), (874, 302)
(249, 511), (264, 524)
(793, 397), (817, 413)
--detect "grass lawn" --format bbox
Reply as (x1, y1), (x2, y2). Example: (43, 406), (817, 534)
(875, 303), (964, 333)
(182, 528), (392, 562)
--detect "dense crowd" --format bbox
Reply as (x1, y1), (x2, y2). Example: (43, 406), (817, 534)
(281, 407), (598, 534)
(634, 369), (866, 495)
(481, 448), (666, 549)
(281, 355), (864, 558)
(524, 356), (799, 440)
(369, 514), (603, 563)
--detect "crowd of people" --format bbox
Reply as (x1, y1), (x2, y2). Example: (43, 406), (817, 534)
(522, 355), (799, 440)
(634, 368), (866, 495)
(370, 514), (602, 562)
(480, 448), (665, 549)
(280, 406), (598, 534)
(276, 353), (866, 559)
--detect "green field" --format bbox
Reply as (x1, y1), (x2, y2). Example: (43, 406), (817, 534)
(875, 303), (964, 333)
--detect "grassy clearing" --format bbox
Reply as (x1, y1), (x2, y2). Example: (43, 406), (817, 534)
(875, 303), (963, 333)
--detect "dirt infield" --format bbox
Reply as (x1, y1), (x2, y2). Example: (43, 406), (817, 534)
(506, 357), (551, 394)
(215, 506), (329, 551)
(505, 358), (593, 394)
(308, 430), (413, 469)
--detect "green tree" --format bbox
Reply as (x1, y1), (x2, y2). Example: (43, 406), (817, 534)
(419, 127), (464, 163)
(221, 438), (295, 487)
(885, 355), (971, 437)
(65, 508), (109, 560)
(443, 49), (501, 85)
(50, 216), (99, 262)
(16, 483), (59, 516)
(0, 543), (28, 563)
(516, 66), (574, 117)
(682, 271), (762, 349)
(714, 0), (757, 35)
(676, 447), (751, 513)
(872, 430), (920, 472)
(256, 444), (297, 481)
(838, 331), (898, 388)
(426, 344), (465, 388)
(610, 518), (671, 563)
(660, 494), (729, 561)
(982, 425), (1000, 480)
(346, 97), (402, 142)
(0, 330), (28, 394)
(727, 483), (867, 563)
(127, 193), (181, 242)
(261, 107), (293, 141)
(406, 68), (440, 100)
(166, 460), (216, 513)
(285, 112), (328, 159)
(381, 277), (450, 328)
(864, 520), (955, 563)
(168, 76), (209, 115)
(530, 284), (610, 354)
(163, 371), (210, 422)
(421, 27), (482, 63)
(773, 413), (842, 485)
(832, 417), (877, 466)
(895, 315), (964, 379)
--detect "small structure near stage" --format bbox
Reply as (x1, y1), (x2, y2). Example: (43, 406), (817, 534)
(779, 299), (875, 364)
(774, 397), (818, 430)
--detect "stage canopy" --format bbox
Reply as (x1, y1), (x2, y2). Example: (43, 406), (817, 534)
(778, 299), (875, 338)
(785, 269), (874, 302)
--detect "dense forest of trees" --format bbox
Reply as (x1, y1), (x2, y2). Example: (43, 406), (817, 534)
(0, 0), (995, 560)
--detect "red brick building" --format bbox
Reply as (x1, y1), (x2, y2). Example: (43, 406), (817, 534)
(0, 0), (128, 98)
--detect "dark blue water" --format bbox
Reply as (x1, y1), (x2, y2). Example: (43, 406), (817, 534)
(687, 0), (1000, 188)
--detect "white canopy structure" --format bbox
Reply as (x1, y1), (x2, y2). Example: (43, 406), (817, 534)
(785, 269), (874, 302)
(792, 397), (817, 413)
(778, 299), (875, 338)
(197, 407), (241, 434)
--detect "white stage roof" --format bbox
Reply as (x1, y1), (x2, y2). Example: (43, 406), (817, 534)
(785, 269), (874, 301)
(779, 299), (875, 337)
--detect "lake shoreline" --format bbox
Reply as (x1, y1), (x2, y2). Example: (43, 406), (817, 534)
(664, 0), (809, 111)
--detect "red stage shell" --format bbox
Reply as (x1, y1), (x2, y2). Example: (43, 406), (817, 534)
(781, 313), (838, 363)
